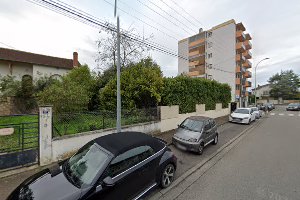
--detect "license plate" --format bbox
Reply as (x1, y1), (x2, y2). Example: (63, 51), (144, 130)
(176, 143), (187, 151)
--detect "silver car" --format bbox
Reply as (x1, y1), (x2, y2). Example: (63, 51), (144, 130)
(172, 116), (218, 155)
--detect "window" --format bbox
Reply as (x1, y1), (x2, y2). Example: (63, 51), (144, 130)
(206, 64), (212, 69)
(207, 32), (212, 38)
(179, 118), (204, 132)
(207, 53), (212, 58)
(207, 42), (213, 48)
(107, 146), (155, 177)
(204, 121), (211, 131)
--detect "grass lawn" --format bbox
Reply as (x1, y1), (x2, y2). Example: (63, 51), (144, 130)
(0, 112), (156, 150)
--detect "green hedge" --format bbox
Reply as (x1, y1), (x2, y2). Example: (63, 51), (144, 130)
(161, 76), (231, 113)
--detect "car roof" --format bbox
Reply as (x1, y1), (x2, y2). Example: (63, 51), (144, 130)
(93, 131), (165, 156)
(187, 116), (212, 121)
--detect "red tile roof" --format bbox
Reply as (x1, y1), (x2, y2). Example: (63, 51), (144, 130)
(0, 48), (76, 69)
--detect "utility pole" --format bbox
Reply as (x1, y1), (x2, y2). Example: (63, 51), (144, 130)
(240, 52), (243, 107)
(115, 0), (121, 132)
(254, 58), (270, 106)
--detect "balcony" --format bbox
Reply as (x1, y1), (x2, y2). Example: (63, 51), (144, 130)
(244, 40), (252, 50)
(236, 42), (246, 53)
(236, 54), (246, 63)
(243, 50), (252, 59)
(245, 81), (252, 87)
(189, 38), (205, 48)
(189, 65), (205, 74)
(236, 30), (246, 42)
(245, 33), (252, 40)
(241, 78), (246, 85)
(189, 57), (205, 67)
(235, 90), (240, 96)
(189, 45), (205, 55)
(244, 70), (252, 78)
(236, 22), (246, 31)
(236, 78), (241, 85)
(188, 71), (200, 77)
(236, 66), (241, 73)
(243, 59), (252, 68)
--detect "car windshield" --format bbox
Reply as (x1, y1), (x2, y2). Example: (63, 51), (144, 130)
(63, 143), (110, 188)
(180, 119), (204, 132)
(234, 109), (250, 114)
(289, 103), (298, 106)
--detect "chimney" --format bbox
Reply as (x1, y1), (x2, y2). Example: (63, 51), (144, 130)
(73, 52), (78, 67)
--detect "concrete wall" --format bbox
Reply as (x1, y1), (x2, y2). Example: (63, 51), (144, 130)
(208, 22), (236, 102)
(33, 64), (69, 80)
(178, 39), (189, 75)
(160, 103), (230, 132)
(40, 120), (160, 165)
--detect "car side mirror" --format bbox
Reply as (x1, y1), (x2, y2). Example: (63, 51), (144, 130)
(103, 176), (115, 187)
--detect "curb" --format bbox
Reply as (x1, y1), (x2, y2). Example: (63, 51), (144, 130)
(150, 118), (264, 200)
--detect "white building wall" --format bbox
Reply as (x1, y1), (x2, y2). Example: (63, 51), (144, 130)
(33, 64), (69, 80)
(0, 61), (33, 80)
(207, 23), (236, 102)
(178, 39), (189, 75)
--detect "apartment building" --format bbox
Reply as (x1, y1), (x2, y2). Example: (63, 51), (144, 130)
(178, 19), (252, 106)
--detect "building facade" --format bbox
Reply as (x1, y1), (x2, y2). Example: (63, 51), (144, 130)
(178, 19), (252, 106)
(0, 48), (79, 81)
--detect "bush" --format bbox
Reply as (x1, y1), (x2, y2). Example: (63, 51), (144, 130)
(100, 58), (163, 110)
(161, 76), (231, 113)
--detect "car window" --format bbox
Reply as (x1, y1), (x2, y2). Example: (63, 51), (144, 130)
(210, 119), (216, 127)
(204, 121), (211, 131)
(180, 118), (204, 132)
(107, 146), (155, 177)
(234, 109), (250, 114)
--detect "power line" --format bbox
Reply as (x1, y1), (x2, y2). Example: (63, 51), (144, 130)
(168, 0), (205, 28)
(145, 0), (195, 34)
(159, 0), (199, 29)
(118, 0), (185, 38)
(0, 41), (16, 49)
(103, 0), (180, 41)
(136, 0), (192, 35)
(25, 0), (235, 74)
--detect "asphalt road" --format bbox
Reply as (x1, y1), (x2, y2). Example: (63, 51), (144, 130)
(171, 105), (300, 200)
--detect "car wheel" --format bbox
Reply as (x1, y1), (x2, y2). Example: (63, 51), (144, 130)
(247, 119), (251, 125)
(197, 142), (204, 155)
(160, 163), (175, 188)
(213, 134), (218, 145)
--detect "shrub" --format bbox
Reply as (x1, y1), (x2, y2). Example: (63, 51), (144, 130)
(161, 76), (231, 113)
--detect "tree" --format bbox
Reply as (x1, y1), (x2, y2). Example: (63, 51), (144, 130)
(96, 24), (152, 70)
(99, 57), (163, 110)
(37, 65), (93, 113)
(268, 70), (300, 99)
(0, 75), (21, 97)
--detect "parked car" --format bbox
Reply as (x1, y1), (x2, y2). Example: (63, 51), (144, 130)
(7, 132), (177, 200)
(250, 107), (263, 119)
(229, 108), (256, 124)
(172, 116), (218, 155)
(264, 103), (275, 111)
(286, 103), (300, 111)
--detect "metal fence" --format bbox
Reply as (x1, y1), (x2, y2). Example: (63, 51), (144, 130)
(52, 108), (159, 138)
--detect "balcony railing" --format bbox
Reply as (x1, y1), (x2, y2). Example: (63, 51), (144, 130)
(236, 54), (246, 63)
(244, 40), (252, 50)
(243, 59), (252, 68)
(244, 70), (252, 78)
(236, 30), (246, 42)
(236, 78), (241, 85)
(243, 50), (252, 59)
(245, 81), (252, 87)
(236, 42), (246, 53)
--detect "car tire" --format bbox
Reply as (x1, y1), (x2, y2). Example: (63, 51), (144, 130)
(213, 134), (218, 145)
(197, 142), (204, 155)
(160, 163), (175, 188)
(247, 119), (251, 125)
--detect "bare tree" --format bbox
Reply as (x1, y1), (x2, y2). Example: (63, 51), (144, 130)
(96, 23), (153, 70)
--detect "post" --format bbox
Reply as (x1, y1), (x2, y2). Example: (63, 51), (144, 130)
(254, 58), (270, 106)
(39, 106), (53, 166)
(116, 16), (121, 132)
(239, 53), (243, 107)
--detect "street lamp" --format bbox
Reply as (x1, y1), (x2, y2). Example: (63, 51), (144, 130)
(254, 57), (270, 106)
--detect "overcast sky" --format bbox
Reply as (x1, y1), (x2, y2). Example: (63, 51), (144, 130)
(1, 0), (300, 86)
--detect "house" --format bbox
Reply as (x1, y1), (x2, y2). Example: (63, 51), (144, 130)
(0, 47), (79, 80)
(178, 19), (252, 107)
(252, 84), (271, 99)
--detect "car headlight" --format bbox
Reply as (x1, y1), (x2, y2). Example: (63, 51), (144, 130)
(188, 138), (198, 142)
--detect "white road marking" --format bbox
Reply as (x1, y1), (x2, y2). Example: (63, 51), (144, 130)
(278, 113), (284, 116)
(288, 114), (294, 116)
(270, 113), (275, 116)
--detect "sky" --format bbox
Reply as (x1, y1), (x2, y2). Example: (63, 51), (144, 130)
(0, 0), (300, 87)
